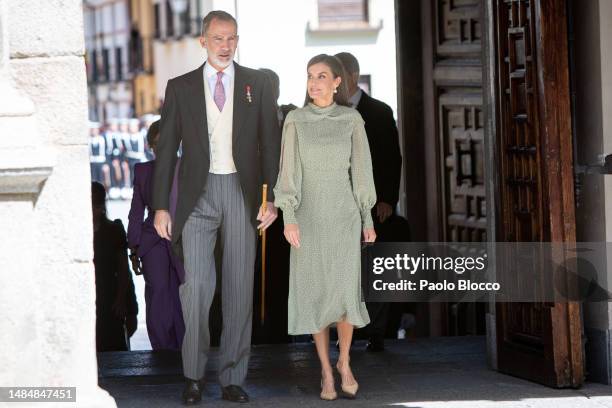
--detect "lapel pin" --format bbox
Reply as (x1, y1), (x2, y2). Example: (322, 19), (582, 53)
(246, 85), (252, 103)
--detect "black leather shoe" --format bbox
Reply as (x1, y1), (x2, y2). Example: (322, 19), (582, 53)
(366, 337), (385, 352)
(221, 385), (249, 403)
(182, 378), (204, 405)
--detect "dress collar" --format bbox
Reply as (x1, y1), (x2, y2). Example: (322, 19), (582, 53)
(308, 101), (337, 114)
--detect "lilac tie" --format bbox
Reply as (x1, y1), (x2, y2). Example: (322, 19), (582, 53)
(214, 71), (225, 111)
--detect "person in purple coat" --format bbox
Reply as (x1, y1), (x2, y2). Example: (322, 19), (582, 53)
(127, 120), (185, 350)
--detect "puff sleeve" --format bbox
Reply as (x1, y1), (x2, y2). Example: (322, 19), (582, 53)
(350, 118), (377, 229)
(273, 117), (302, 225)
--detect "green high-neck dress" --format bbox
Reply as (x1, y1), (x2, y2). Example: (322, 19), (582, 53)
(273, 102), (376, 335)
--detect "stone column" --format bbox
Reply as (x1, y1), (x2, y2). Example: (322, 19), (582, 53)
(0, 0), (115, 405)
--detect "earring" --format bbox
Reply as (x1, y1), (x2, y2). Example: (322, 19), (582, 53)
(334, 88), (338, 94)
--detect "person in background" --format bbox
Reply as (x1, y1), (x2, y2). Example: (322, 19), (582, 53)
(258, 68), (297, 129)
(335, 52), (402, 352)
(104, 118), (124, 200)
(248, 68), (297, 345)
(89, 121), (111, 189)
(92, 181), (138, 352)
(127, 120), (185, 351)
(126, 118), (148, 187)
(118, 118), (132, 199)
(142, 114), (161, 160)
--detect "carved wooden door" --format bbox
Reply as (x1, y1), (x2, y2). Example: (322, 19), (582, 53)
(490, 0), (583, 387)
(426, 0), (487, 243)
(422, 0), (488, 336)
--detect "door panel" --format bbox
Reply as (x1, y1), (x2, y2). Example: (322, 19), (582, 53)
(490, 0), (583, 387)
(423, 0), (487, 336)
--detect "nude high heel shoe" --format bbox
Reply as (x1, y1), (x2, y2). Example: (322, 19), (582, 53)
(340, 381), (358, 399)
(320, 373), (337, 401)
(336, 361), (359, 399)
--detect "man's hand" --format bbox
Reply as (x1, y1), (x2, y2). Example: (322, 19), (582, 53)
(154, 210), (172, 241)
(257, 202), (278, 231)
(363, 228), (377, 243)
(284, 224), (300, 248)
(376, 202), (393, 223)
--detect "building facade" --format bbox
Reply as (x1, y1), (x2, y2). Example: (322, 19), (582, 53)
(83, 0), (398, 122)
(84, 0), (133, 121)
(150, 0), (398, 116)
(130, 0), (160, 116)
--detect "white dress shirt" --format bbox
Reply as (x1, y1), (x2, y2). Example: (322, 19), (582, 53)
(204, 62), (234, 99)
(349, 88), (363, 108)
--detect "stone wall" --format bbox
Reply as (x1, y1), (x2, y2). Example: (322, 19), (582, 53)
(571, 0), (612, 385)
(0, 0), (115, 405)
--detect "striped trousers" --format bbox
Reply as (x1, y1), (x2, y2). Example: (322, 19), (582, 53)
(180, 173), (256, 386)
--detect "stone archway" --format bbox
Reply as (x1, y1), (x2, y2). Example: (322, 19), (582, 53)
(0, 0), (115, 405)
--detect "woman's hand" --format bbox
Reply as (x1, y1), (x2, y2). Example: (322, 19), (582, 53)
(363, 228), (377, 243)
(130, 254), (142, 275)
(284, 224), (301, 248)
(129, 247), (142, 275)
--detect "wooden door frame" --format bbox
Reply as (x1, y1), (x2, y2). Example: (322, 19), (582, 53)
(421, 0), (444, 245)
(483, 0), (584, 387)
(531, 0), (583, 387)
(482, 0), (501, 370)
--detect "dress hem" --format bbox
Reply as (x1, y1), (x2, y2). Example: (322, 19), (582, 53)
(288, 312), (370, 336)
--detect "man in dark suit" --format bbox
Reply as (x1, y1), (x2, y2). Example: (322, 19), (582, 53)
(336, 52), (402, 352)
(153, 11), (280, 404)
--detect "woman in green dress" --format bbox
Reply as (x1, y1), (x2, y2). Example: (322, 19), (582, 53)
(273, 54), (377, 400)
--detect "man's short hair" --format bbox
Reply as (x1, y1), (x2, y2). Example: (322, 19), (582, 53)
(335, 52), (360, 76)
(201, 10), (237, 36)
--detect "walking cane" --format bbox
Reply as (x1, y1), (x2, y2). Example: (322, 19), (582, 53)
(260, 184), (268, 325)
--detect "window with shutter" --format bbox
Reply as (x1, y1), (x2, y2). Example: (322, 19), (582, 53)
(153, 3), (161, 38)
(91, 50), (99, 83)
(116, 47), (123, 81)
(317, 0), (368, 26)
(102, 48), (110, 82)
(166, 1), (174, 37)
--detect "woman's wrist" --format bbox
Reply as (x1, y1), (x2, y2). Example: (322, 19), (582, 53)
(361, 212), (373, 229)
(282, 209), (297, 225)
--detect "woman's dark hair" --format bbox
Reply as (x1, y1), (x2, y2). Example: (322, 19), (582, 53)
(146, 120), (160, 149)
(303, 54), (351, 108)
